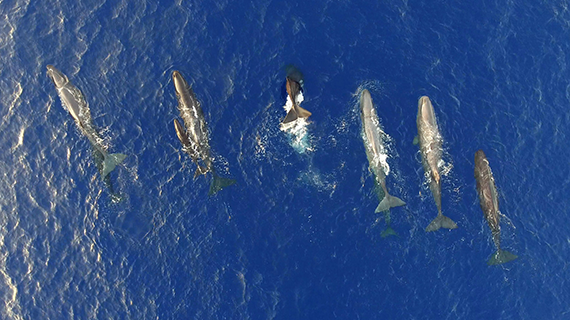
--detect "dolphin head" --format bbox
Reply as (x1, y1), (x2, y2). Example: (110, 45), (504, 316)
(360, 89), (373, 117)
(475, 150), (487, 164)
(172, 71), (188, 96)
(46, 65), (69, 88)
(418, 96), (436, 125)
(285, 65), (304, 84)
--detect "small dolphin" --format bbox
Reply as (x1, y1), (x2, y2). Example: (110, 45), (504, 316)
(474, 150), (518, 265)
(360, 89), (405, 236)
(414, 96), (457, 232)
(172, 70), (236, 194)
(282, 76), (312, 125)
(46, 65), (126, 200)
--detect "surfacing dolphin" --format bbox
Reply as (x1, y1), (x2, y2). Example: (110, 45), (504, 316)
(414, 96), (457, 232)
(281, 67), (312, 126)
(360, 89), (405, 237)
(46, 65), (126, 200)
(282, 77), (312, 124)
(474, 150), (518, 265)
(172, 70), (236, 195)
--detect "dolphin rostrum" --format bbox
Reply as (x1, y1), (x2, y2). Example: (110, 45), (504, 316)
(46, 65), (126, 200)
(474, 150), (518, 265)
(415, 96), (457, 232)
(360, 89), (405, 237)
(172, 70), (236, 194)
(282, 76), (312, 125)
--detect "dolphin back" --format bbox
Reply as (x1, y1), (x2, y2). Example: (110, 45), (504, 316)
(286, 77), (301, 103)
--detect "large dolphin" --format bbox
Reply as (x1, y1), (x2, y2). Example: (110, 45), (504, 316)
(474, 150), (518, 265)
(360, 90), (405, 236)
(46, 65), (126, 200)
(172, 70), (236, 194)
(282, 76), (312, 125)
(415, 96), (457, 231)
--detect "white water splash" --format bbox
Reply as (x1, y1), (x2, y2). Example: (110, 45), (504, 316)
(280, 92), (312, 154)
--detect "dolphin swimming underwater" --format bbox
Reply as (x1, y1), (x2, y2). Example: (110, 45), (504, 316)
(414, 96), (457, 232)
(46, 65), (126, 199)
(172, 70), (236, 194)
(360, 90), (405, 237)
(474, 150), (518, 265)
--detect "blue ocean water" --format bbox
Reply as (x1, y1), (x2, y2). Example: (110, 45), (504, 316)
(1, 0), (569, 318)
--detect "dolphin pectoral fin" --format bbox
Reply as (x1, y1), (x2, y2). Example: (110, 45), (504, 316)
(102, 153), (127, 178)
(295, 105), (312, 119)
(413, 136), (419, 145)
(375, 194), (406, 213)
(425, 214), (458, 232)
(209, 176), (236, 195)
(487, 249), (518, 266)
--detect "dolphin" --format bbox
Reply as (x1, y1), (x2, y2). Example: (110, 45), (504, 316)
(414, 96), (457, 232)
(282, 76), (312, 125)
(172, 70), (236, 194)
(474, 150), (518, 265)
(360, 90), (405, 237)
(46, 65), (126, 200)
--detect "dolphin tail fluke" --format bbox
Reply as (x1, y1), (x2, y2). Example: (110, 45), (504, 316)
(425, 214), (458, 232)
(487, 249), (518, 266)
(102, 153), (127, 178)
(282, 105), (312, 124)
(193, 165), (209, 179)
(375, 194), (406, 213)
(381, 226), (398, 238)
(295, 105), (312, 119)
(209, 175), (236, 195)
(282, 108), (298, 124)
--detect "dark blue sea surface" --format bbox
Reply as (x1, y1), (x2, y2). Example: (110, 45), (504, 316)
(1, 0), (569, 319)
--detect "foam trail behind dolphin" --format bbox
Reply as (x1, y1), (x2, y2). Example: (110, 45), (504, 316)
(281, 93), (312, 153)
